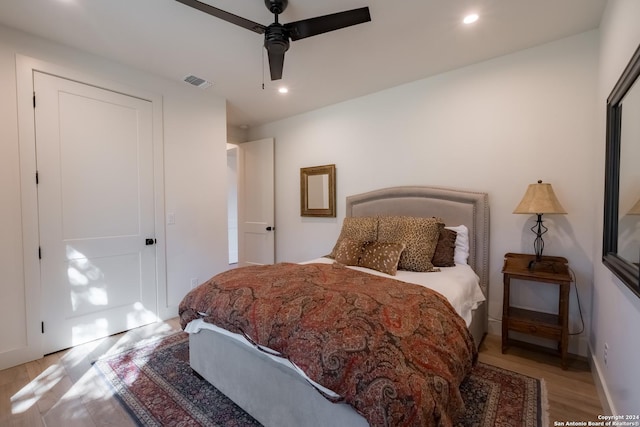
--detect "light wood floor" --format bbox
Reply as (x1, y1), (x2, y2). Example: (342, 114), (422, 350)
(478, 335), (604, 424)
(1, 320), (603, 426)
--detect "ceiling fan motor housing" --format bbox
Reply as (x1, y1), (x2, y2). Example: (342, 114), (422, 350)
(265, 23), (290, 54)
(265, 0), (288, 14)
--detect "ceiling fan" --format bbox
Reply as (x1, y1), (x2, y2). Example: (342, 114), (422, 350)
(175, 0), (371, 81)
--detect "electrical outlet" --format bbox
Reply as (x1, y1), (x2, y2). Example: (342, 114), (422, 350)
(604, 343), (609, 366)
(190, 277), (198, 289)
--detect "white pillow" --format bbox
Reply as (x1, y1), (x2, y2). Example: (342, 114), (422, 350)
(445, 225), (469, 265)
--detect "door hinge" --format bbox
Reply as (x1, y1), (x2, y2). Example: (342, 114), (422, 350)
(38, 246), (42, 259)
(41, 322), (44, 334)
(33, 93), (36, 108)
(36, 171), (39, 185)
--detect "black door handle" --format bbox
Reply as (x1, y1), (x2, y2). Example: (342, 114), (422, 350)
(266, 226), (274, 231)
(145, 238), (156, 245)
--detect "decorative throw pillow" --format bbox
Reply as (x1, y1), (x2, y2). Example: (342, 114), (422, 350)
(377, 216), (443, 272)
(445, 225), (470, 265)
(359, 241), (406, 276)
(328, 216), (378, 258)
(334, 238), (363, 266)
(432, 228), (457, 267)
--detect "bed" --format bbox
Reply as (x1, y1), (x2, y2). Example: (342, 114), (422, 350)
(179, 186), (489, 427)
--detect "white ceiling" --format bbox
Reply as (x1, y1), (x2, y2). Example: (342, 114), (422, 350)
(0, 0), (606, 128)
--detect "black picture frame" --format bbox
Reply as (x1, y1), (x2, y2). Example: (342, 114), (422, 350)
(603, 42), (640, 298)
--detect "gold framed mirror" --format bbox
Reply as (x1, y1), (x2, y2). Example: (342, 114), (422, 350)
(300, 164), (336, 217)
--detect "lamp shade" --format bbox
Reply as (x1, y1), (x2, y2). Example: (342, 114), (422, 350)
(513, 180), (567, 215)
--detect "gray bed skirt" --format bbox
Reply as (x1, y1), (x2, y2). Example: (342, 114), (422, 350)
(189, 328), (369, 427)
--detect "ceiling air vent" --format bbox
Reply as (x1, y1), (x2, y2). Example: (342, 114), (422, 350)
(183, 74), (212, 89)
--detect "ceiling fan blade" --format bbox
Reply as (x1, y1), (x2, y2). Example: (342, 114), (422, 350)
(176, 0), (266, 34)
(267, 50), (285, 81)
(285, 7), (370, 41)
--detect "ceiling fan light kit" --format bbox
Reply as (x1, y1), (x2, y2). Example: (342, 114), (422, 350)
(176, 0), (371, 81)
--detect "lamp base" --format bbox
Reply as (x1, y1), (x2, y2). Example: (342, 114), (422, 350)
(531, 214), (547, 268)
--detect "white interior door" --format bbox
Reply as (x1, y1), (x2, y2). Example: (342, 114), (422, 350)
(35, 72), (158, 354)
(238, 138), (275, 266)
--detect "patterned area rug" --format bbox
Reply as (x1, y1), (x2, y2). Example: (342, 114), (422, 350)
(94, 332), (548, 427)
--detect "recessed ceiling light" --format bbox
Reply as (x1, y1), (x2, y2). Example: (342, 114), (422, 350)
(463, 14), (479, 25)
(278, 87), (289, 94)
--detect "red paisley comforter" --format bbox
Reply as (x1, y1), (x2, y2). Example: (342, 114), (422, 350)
(179, 262), (477, 426)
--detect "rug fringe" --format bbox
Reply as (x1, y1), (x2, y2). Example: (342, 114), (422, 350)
(539, 378), (550, 427)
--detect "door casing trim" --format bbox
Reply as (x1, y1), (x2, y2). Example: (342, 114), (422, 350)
(13, 54), (167, 365)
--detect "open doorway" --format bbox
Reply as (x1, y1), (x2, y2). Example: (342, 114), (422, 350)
(227, 144), (239, 265)
(226, 138), (275, 267)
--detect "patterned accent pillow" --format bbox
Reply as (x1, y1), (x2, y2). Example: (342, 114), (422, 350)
(359, 241), (406, 276)
(328, 217), (378, 258)
(432, 228), (457, 267)
(334, 238), (364, 266)
(377, 216), (443, 272)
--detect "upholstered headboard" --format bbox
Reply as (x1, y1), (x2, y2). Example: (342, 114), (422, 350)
(345, 186), (490, 298)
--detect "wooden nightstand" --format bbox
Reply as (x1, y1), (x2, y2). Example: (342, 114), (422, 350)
(501, 252), (572, 369)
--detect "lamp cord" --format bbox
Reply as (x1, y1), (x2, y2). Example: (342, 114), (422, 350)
(567, 267), (585, 336)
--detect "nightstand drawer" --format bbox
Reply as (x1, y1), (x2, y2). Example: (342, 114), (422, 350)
(507, 317), (562, 340)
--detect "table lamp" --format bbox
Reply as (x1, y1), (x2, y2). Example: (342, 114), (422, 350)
(513, 180), (567, 267)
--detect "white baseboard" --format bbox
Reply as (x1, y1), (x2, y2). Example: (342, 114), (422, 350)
(488, 317), (501, 336)
(589, 346), (614, 415)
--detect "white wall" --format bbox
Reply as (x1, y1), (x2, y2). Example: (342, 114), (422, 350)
(250, 31), (599, 356)
(162, 89), (228, 306)
(0, 24), (229, 366)
(592, 0), (640, 415)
